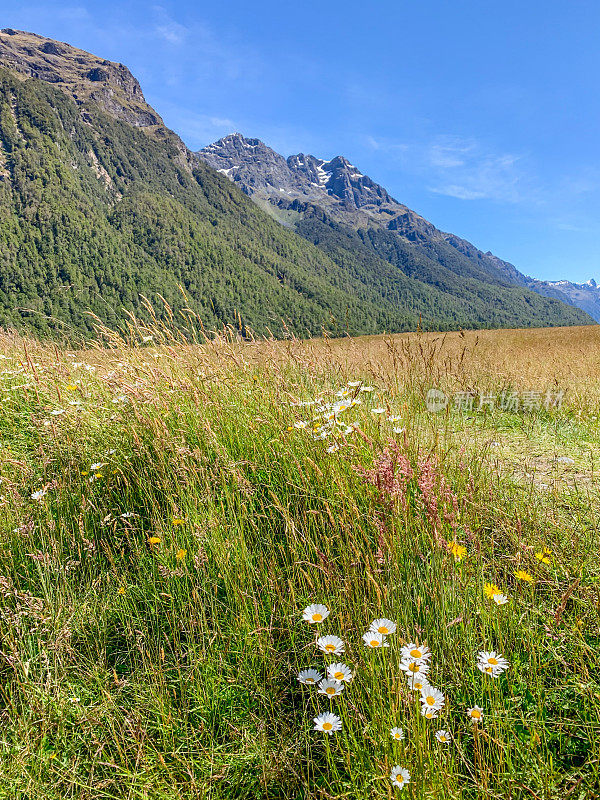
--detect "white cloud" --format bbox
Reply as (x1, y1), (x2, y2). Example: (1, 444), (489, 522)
(428, 138), (474, 169)
(153, 106), (237, 149)
(152, 6), (188, 45)
(208, 116), (236, 128)
(367, 134), (530, 203)
(427, 138), (525, 201)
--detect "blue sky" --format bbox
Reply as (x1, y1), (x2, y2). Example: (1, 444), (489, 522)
(5, 0), (600, 282)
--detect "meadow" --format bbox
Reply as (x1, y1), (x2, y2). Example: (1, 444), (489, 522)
(0, 320), (598, 799)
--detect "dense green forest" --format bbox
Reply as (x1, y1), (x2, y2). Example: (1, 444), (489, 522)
(293, 207), (590, 329)
(0, 68), (591, 341)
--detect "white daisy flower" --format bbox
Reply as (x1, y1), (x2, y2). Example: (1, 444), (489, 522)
(318, 678), (344, 698)
(420, 687), (445, 710)
(360, 386), (376, 393)
(294, 420), (308, 429)
(492, 593), (509, 606)
(467, 706), (484, 722)
(317, 635), (345, 655)
(435, 729), (452, 743)
(313, 712), (342, 735)
(90, 462), (105, 471)
(390, 766), (410, 789)
(31, 489), (47, 501)
(400, 659), (430, 677)
(400, 643), (432, 662)
(326, 444), (340, 454)
(50, 408), (66, 416)
(393, 427), (405, 434)
(302, 604), (330, 624)
(347, 381), (361, 387)
(336, 389), (351, 398)
(421, 706), (439, 719)
(390, 727), (405, 741)
(370, 618), (397, 635)
(362, 631), (389, 649)
(297, 669), (322, 685)
(477, 651), (509, 677)
(405, 675), (430, 692)
(327, 662), (353, 683)
(388, 415), (402, 422)
(333, 401), (351, 414)
(371, 407), (386, 415)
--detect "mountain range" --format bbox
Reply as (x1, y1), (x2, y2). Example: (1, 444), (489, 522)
(198, 133), (600, 322)
(0, 27), (595, 341)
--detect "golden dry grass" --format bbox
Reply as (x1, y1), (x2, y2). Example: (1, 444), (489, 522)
(0, 322), (598, 799)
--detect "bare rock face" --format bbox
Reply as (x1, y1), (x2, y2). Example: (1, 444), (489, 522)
(200, 133), (311, 196)
(0, 28), (161, 128)
(85, 67), (109, 82)
(200, 135), (399, 213)
(39, 41), (63, 55)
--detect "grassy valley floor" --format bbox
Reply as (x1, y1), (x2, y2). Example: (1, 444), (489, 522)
(0, 323), (598, 799)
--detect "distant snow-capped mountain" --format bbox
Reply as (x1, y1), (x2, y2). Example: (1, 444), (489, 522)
(526, 278), (600, 322)
(199, 133), (597, 322)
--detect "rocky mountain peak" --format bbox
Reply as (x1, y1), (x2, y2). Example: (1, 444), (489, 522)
(198, 134), (402, 213)
(200, 133), (321, 199)
(0, 29), (162, 128)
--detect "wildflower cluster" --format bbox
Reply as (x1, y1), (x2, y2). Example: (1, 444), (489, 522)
(299, 605), (413, 788)
(290, 383), (404, 453)
(484, 582), (510, 606)
(298, 601), (512, 789)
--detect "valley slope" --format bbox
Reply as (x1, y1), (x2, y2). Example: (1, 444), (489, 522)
(0, 28), (592, 340)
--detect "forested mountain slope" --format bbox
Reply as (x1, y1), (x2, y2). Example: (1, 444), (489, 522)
(0, 29), (592, 339)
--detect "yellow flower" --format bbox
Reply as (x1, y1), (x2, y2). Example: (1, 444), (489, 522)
(484, 583), (501, 598)
(514, 569), (534, 583)
(148, 536), (161, 545)
(172, 517), (185, 526)
(535, 549), (551, 564)
(176, 548), (187, 560)
(448, 541), (466, 561)
(117, 587), (126, 595)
